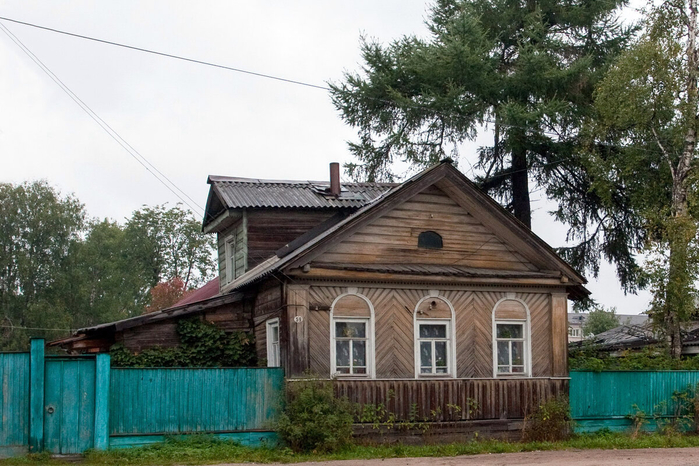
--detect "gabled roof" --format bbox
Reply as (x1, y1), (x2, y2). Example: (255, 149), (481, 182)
(221, 160), (588, 297)
(203, 175), (395, 227)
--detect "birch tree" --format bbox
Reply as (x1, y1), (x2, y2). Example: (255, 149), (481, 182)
(593, 0), (699, 357)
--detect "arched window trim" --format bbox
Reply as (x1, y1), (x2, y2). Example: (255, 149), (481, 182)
(330, 292), (376, 378)
(491, 297), (532, 378)
(413, 295), (457, 379)
(417, 231), (443, 249)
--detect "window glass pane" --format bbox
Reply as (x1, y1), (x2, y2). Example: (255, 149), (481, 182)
(421, 367), (432, 374)
(354, 367), (367, 374)
(497, 324), (523, 339)
(497, 341), (509, 365)
(336, 340), (350, 367)
(512, 341), (524, 365)
(336, 321), (365, 338)
(420, 324), (447, 339)
(512, 366), (525, 373)
(271, 325), (279, 343)
(420, 341), (432, 369)
(435, 341), (447, 368)
(436, 367), (448, 374)
(497, 366), (509, 373)
(337, 367), (350, 374)
(353, 341), (366, 367)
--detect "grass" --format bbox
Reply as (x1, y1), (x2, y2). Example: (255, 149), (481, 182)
(5, 431), (699, 465)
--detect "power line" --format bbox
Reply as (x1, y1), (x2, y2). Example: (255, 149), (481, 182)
(0, 15), (602, 140)
(0, 15), (671, 186)
(0, 16), (330, 91)
(0, 22), (205, 217)
(0, 325), (72, 332)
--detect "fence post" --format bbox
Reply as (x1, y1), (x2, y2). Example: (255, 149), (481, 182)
(29, 338), (45, 453)
(93, 353), (110, 450)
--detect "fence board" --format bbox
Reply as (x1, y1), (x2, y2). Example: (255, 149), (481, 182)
(109, 368), (284, 436)
(570, 371), (699, 432)
(0, 353), (30, 456)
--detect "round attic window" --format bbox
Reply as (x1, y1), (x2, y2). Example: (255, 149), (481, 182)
(418, 231), (443, 249)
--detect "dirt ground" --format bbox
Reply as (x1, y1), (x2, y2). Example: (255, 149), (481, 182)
(222, 447), (699, 466)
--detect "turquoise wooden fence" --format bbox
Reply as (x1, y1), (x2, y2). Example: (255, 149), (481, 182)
(109, 368), (284, 447)
(0, 340), (284, 457)
(0, 352), (30, 457)
(571, 370), (699, 432)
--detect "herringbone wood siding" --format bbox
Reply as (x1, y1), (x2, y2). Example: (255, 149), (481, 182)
(307, 286), (555, 378)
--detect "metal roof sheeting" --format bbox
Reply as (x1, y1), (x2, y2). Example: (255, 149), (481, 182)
(208, 175), (395, 209)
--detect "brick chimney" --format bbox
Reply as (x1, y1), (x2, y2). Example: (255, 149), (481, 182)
(329, 162), (341, 196)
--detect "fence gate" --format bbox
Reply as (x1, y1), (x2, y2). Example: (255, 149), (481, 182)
(43, 357), (97, 454)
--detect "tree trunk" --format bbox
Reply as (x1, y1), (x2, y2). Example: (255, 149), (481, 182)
(511, 143), (532, 228)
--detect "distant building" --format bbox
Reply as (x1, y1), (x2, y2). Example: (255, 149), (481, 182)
(568, 312), (648, 342)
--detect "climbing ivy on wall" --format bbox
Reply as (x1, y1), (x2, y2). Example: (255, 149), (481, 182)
(110, 318), (257, 367)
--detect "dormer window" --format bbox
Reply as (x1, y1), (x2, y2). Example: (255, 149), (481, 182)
(418, 231), (443, 249)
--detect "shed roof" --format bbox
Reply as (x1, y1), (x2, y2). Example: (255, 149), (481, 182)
(207, 175), (394, 211)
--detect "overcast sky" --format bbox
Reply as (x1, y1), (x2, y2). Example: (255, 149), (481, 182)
(0, 1), (650, 313)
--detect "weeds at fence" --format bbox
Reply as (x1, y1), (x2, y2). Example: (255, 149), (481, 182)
(7, 431), (699, 465)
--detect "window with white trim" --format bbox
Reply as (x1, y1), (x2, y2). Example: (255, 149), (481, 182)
(568, 327), (581, 338)
(266, 318), (280, 367)
(495, 322), (526, 374)
(334, 319), (369, 375)
(417, 320), (450, 374)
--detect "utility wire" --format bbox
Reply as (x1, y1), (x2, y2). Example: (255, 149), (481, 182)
(0, 22), (206, 217)
(0, 16), (329, 91)
(0, 15), (597, 140)
(0, 16), (670, 188)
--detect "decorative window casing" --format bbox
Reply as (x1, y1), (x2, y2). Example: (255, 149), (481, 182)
(414, 294), (456, 378)
(492, 298), (532, 377)
(568, 327), (581, 338)
(266, 318), (280, 367)
(330, 293), (375, 378)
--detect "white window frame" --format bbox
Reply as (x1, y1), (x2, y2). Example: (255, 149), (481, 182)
(266, 318), (280, 367)
(413, 294), (457, 378)
(491, 298), (532, 378)
(330, 292), (375, 378)
(416, 319), (452, 376)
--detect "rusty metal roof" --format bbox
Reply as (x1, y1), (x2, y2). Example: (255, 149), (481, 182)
(208, 175), (395, 209)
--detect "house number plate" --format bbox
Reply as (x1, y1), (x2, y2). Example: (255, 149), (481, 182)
(293, 316), (303, 323)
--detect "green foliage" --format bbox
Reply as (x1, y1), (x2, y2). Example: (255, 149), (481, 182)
(582, 307), (620, 336)
(522, 397), (572, 442)
(125, 204), (216, 290)
(0, 181), (85, 349)
(277, 379), (354, 453)
(10, 431), (699, 465)
(0, 179), (216, 351)
(331, 0), (640, 287)
(570, 346), (699, 371)
(110, 318), (257, 368)
(588, 0), (699, 356)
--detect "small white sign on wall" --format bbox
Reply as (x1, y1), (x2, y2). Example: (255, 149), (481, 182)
(293, 315), (303, 323)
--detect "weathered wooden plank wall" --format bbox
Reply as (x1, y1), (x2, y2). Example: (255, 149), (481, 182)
(0, 353), (30, 456)
(306, 286), (554, 378)
(109, 368), (284, 435)
(318, 186), (536, 271)
(334, 378), (568, 421)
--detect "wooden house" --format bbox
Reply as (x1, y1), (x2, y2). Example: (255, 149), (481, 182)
(53, 160), (588, 437)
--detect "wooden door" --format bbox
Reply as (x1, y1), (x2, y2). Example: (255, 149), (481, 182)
(43, 358), (96, 454)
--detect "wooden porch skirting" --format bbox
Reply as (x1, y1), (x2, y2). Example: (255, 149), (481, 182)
(334, 378), (569, 423)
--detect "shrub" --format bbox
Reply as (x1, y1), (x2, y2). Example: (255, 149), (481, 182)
(110, 318), (257, 367)
(522, 397), (572, 442)
(277, 379), (354, 453)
